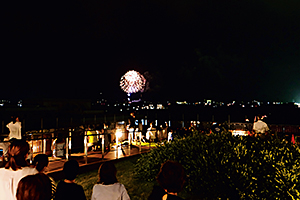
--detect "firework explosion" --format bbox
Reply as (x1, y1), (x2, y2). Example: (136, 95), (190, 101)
(120, 70), (146, 94)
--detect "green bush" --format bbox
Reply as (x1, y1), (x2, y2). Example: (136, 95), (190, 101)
(134, 131), (300, 199)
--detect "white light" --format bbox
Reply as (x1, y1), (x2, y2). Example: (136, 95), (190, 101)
(232, 130), (248, 136)
(115, 129), (123, 139)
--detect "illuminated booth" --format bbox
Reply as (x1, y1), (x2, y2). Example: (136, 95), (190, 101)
(229, 123), (251, 136)
(26, 129), (85, 158)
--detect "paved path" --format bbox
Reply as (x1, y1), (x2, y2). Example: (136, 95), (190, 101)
(46, 144), (153, 181)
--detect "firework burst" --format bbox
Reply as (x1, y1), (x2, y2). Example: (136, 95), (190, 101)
(120, 70), (146, 94)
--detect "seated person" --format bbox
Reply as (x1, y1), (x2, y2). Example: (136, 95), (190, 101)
(0, 136), (16, 161)
(91, 162), (130, 200)
(0, 137), (9, 161)
(148, 161), (185, 200)
(0, 139), (38, 199)
(33, 154), (56, 199)
(17, 173), (52, 200)
(55, 160), (86, 200)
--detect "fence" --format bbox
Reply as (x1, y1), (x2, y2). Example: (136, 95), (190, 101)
(0, 127), (153, 164)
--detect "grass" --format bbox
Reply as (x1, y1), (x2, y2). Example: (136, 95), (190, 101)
(57, 154), (200, 200)
(66, 155), (200, 200)
(73, 155), (156, 200)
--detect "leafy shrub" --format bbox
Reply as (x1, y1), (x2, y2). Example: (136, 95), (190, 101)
(134, 131), (300, 199)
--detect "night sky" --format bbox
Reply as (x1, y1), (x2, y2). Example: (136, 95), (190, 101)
(2, 0), (300, 102)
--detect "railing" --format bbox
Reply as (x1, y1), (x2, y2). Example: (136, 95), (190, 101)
(2, 122), (298, 164)
(0, 127), (154, 164)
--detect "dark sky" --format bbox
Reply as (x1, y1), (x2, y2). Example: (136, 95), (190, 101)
(2, 0), (300, 102)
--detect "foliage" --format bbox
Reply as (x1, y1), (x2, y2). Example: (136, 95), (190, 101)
(134, 131), (300, 199)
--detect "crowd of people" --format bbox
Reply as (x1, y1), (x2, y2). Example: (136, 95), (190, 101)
(0, 138), (185, 200)
(0, 113), (275, 200)
(1, 113), (272, 161)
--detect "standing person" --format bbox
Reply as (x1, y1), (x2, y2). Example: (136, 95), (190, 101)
(1, 116), (22, 161)
(167, 128), (173, 142)
(54, 160), (86, 200)
(128, 112), (136, 143)
(7, 116), (22, 140)
(16, 173), (52, 200)
(0, 139), (38, 200)
(148, 161), (185, 200)
(253, 114), (269, 138)
(128, 112), (136, 128)
(146, 122), (156, 142)
(91, 162), (130, 200)
(162, 122), (168, 140)
(87, 125), (98, 151)
(53, 133), (65, 157)
(104, 122), (112, 152)
(95, 123), (105, 151)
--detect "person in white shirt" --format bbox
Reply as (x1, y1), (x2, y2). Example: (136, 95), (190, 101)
(253, 115), (269, 138)
(0, 139), (38, 200)
(7, 116), (22, 140)
(0, 117), (22, 160)
(91, 162), (130, 200)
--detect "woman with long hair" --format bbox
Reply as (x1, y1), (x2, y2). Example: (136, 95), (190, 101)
(0, 139), (38, 200)
(91, 162), (130, 200)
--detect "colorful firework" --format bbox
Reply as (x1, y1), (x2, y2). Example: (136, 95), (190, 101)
(120, 70), (146, 94)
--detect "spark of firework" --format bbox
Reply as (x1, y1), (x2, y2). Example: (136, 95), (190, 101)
(120, 70), (146, 94)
